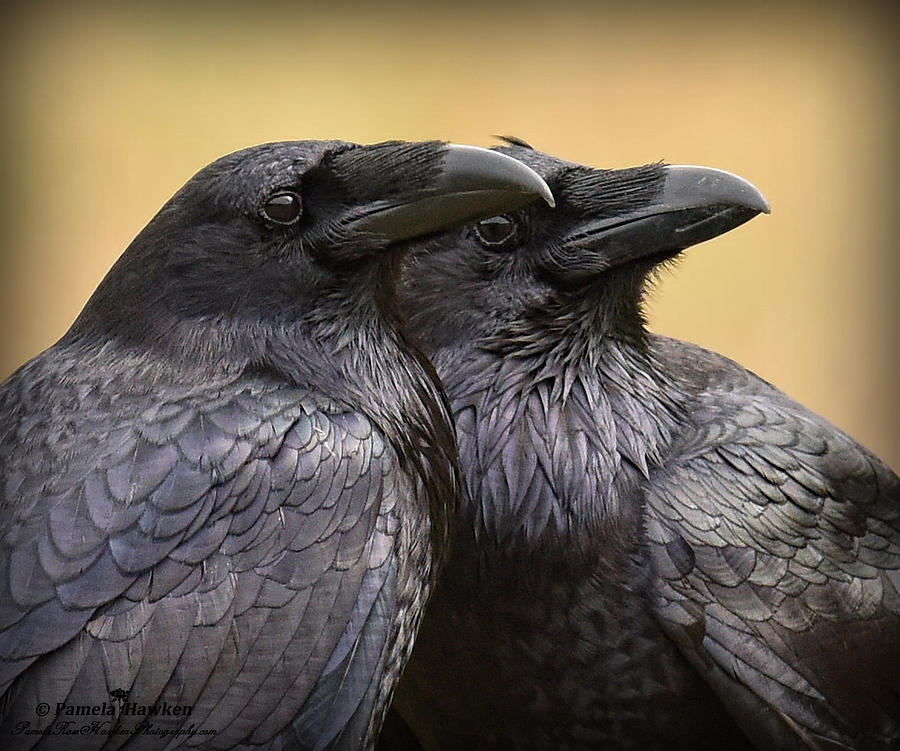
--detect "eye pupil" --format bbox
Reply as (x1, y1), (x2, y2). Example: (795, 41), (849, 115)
(262, 192), (302, 224)
(474, 215), (517, 248)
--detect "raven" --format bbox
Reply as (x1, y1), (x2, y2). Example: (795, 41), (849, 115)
(0, 140), (553, 750)
(391, 143), (900, 750)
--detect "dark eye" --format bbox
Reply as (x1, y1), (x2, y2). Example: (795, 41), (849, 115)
(474, 215), (518, 249)
(261, 192), (302, 225)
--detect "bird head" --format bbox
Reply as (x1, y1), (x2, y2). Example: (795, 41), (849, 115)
(401, 140), (768, 354)
(68, 140), (552, 369)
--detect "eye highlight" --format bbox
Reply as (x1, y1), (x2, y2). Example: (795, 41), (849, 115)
(261, 192), (302, 225)
(474, 215), (518, 250)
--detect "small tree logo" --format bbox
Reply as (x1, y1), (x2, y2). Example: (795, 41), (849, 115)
(109, 688), (130, 707)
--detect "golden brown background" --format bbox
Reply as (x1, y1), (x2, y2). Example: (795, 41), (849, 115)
(2, 3), (898, 468)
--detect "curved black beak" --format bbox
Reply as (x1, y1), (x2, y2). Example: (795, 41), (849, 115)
(561, 165), (769, 267)
(349, 144), (555, 244)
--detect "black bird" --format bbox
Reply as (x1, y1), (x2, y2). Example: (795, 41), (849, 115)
(0, 139), (553, 750)
(391, 142), (900, 750)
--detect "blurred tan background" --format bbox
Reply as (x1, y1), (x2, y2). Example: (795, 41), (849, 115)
(2, 2), (897, 468)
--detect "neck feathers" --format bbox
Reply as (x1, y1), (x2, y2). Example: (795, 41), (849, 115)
(439, 336), (685, 552)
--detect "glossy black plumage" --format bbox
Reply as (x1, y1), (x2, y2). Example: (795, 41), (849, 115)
(390, 144), (900, 750)
(0, 140), (552, 750)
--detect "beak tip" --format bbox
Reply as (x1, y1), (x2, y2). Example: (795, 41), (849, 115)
(666, 165), (770, 216)
(445, 143), (555, 208)
(751, 197), (771, 216)
(743, 187), (771, 216)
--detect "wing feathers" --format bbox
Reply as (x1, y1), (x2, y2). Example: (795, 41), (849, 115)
(648, 349), (900, 747)
(1, 378), (406, 749)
